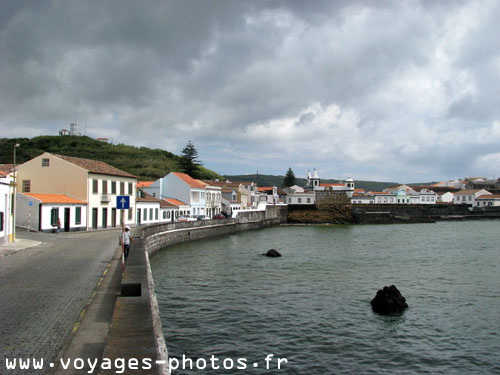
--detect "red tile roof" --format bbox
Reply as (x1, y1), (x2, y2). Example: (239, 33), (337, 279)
(24, 193), (87, 204)
(54, 154), (136, 178)
(455, 189), (490, 195)
(137, 181), (155, 188)
(171, 172), (206, 189)
(163, 197), (188, 206)
(0, 164), (13, 173)
(321, 183), (344, 187)
(477, 194), (500, 199)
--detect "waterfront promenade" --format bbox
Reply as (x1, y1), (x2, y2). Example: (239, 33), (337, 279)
(0, 229), (121, 374)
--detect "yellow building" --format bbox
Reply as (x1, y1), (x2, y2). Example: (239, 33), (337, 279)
(16, 153), (137, 230)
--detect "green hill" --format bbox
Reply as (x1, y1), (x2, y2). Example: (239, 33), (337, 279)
(224, 174), (397, 192)
(0, 135), (221, 181)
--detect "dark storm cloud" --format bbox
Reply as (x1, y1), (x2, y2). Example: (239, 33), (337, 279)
(1, 0), (499, 182)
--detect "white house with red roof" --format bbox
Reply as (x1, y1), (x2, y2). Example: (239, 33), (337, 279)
(149, 172), (206, 217)
(454, 189), (491, 206)
(17, 193), (87, 232)
(475, 194), (500, 207)
(162, 197), (190, 221)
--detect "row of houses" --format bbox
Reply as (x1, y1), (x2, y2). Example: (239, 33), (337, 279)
(2, 153), (499, 243)
(0, 153), (282, 240)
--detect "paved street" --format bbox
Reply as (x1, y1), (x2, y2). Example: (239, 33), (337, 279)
(0, 229), (121, 374)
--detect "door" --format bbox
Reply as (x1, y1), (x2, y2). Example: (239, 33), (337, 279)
(102, 208), (108, 229)
(137, 208), (141, 225)
(92, 208), (98, 229)
(64, 208), (70, 232)
(112, 208), (117, 228)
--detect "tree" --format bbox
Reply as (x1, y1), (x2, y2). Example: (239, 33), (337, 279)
(179, 141), (201, 178)
(283, 167), (296, 187)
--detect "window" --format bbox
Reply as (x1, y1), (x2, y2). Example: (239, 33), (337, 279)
(143, 208), (147, 221)
(288, 198), (292, 203)
(22, 180), (30, 193)
(51, 208), (59, 226)
(149, 208), (153, 220)
(128, 208), (132, 220)
(111, 181), (116, 194)
(298, 198), (302, 203)
(128, 183), (132, 195)
(431, 196), (435, 202)
(102, 180), (108, 194)
(163, 211), (167, 219)
(75, 207), (81, 225)
(120, 182), (124, 195)
(93, 179), (98, 194)
(468, 196), (472, 201)
(167, 211), (171, 219)
(42, 158), (50, 167)
(0, 211), (3, 231)
(384, 198), (387, 203)
(307, 198), (311, 203)
(155, 209), (158, 220)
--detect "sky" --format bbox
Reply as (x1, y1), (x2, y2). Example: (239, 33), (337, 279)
(1, 0), (500, 183)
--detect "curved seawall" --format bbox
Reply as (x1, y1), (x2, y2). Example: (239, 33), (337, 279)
(100, 205), (287, 375)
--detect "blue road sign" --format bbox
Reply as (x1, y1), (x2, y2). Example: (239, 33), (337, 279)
(116, 195), (130, 210)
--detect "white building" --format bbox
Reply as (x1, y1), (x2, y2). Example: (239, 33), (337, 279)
(201, 182), (222, 217)
(17, 193), (87, 232)
(287, 191), (316, 205)
(454, 189), (491, 206)
(475, 194), (500, 207)
(163, 197), (190, 221)
(437, 192), (455, 203)
(148, 172), (206, 217)
(418, 189), (438, 204)
(136, 191), (161, 226)
(0, 171), (13, 244)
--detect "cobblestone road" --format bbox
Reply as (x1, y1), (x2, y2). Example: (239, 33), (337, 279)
(0, 229), (120, 375)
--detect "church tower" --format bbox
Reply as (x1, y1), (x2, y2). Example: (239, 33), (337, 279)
(311, 169), (320, 190)
(344, 177), (355, 198)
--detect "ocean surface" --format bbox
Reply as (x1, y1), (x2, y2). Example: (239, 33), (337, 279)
(150, 221), (500, 374)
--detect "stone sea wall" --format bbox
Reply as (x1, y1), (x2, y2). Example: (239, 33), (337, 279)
(287, 203), (500, 224)
(143, 205), (288, 255)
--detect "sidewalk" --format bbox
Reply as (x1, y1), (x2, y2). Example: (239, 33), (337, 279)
(0, 237), (41, 258)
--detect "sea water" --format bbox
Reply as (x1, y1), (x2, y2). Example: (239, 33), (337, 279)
(151, 221), (500, 374)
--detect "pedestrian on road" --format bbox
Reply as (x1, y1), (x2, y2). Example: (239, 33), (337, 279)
(56, 218), (61, 233)
(119, 226), (132, 259)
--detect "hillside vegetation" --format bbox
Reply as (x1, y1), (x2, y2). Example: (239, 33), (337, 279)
(224, 174), (397, 192)
(0, 136), (221, 181)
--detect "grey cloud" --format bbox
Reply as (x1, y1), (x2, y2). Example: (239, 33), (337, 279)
(1, 0), (500, 182)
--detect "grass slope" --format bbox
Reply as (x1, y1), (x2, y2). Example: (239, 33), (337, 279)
(224, 174), (397, 192)
(0, 136), (221, 181)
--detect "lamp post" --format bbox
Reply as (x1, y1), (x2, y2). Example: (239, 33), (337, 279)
(10, 143), (20, 242)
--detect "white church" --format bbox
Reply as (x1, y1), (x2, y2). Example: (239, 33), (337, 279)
(286, 169), (355, 206)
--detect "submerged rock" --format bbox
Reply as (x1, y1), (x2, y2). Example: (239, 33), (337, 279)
(263, 249), (282, 257)
(371, 285), (408, 315)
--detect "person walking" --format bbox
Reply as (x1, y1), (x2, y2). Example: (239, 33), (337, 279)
(119, 226), (132, 260)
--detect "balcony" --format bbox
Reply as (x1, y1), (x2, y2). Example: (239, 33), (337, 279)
(101, 193), (111, 203)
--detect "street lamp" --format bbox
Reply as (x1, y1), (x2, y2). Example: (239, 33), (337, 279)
(10, 143), (20, 242)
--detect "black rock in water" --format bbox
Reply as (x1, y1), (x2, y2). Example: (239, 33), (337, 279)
(264, 249), (282, 257)
(371, 285), (408, 315)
